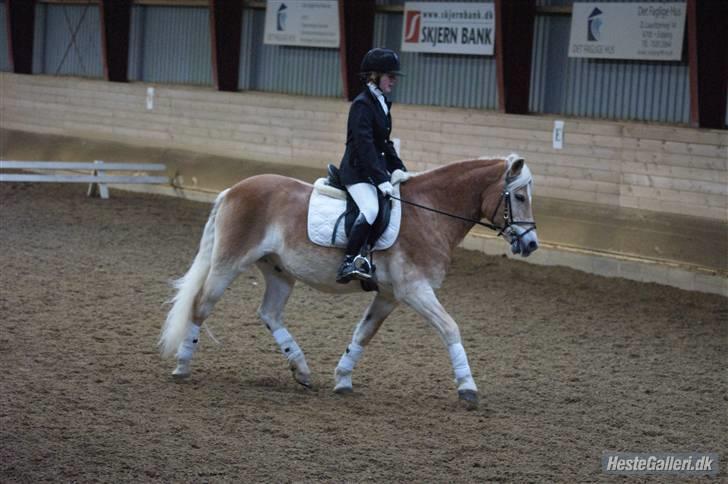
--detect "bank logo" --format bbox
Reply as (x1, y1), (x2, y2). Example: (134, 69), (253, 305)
(587, 7), (603, 41)
(404, 10), (421, 43)
(276, 3), (287, 31)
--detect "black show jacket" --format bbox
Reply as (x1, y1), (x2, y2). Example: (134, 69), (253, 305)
(338, 87), (406, 187)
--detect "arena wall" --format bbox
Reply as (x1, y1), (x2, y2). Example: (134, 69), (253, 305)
(1, 73), (726, 221)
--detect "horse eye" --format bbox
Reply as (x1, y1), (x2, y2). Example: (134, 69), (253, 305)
(515, 193), (526, 202)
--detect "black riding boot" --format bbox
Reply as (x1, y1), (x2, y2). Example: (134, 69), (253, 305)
(336, 214), (373, 283)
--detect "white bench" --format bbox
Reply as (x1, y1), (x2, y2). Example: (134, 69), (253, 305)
(0, 160), (169, 199)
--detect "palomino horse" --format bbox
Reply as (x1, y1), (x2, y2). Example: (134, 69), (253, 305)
(159, 155), (538, 408)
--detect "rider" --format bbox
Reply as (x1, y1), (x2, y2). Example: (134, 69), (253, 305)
(336, 48), (407, 284)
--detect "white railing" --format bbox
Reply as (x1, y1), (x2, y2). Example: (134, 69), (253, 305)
(0, 160), (169, 199)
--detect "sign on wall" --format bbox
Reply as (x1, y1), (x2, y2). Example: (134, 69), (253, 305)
(401, 2), (495, 55)
(264, 1), (340, 48)
(568, 2), (686, 61)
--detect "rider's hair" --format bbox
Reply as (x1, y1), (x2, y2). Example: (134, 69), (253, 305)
(360, 71), (382, 85)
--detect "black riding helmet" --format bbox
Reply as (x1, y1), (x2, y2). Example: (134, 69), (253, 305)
(360, 48), (404, 75)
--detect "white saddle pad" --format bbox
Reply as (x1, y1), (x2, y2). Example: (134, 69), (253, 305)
(307, 171), (410, 251)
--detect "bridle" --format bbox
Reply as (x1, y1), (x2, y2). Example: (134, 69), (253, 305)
(390, 176), (537, 241)
(489, 176), (537, 241)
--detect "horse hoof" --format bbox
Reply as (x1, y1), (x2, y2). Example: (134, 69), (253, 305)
(333, 385), (353, 395)
(295, 376), (314, 389)
(458, 390), (479, 410)
(290, 367), (313, 389)
(171, 363), (191, 379)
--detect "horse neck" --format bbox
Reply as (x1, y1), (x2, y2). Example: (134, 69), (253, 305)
(408, 159), (506, 249)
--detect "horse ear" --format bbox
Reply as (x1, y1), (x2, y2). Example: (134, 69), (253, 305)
(506, 154), (524, 179)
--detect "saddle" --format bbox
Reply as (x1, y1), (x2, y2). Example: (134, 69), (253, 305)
(326, 164), (391, 246)
(306, 167), (410, 252)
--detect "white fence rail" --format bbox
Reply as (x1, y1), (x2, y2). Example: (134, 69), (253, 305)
(0, 160), (169, 199)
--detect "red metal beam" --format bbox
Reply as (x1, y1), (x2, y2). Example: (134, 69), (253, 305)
(495, 0), (536, 114)
(6, 0), (36, 74)
(338, 0), (375, 101)
(209, 0), (244, 92)
(687, 0), (728, 129)
(99, 0), (132, 82)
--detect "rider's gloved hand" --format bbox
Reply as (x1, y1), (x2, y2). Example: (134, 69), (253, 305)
(377, 181), (394, 197)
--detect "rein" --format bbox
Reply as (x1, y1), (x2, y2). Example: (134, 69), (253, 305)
(390, 185), (536, 239)
(389, 195), (500, 231)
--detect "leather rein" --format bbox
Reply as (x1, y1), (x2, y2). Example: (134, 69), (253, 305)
(389, 181), (536, 240)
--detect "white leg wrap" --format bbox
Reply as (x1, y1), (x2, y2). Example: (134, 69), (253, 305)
(448, 342), (472, 380)
(272, 328), (303, 362)
(457, 375), (478, 392)
(176, 324), (201, 361)
(337, 342), (364, 373)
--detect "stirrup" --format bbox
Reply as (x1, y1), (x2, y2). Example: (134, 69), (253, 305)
(350, 255), (373, 280)
(336, 254), (373, 283)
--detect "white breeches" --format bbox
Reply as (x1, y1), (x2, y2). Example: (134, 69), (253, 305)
(346, 182), (379, 224)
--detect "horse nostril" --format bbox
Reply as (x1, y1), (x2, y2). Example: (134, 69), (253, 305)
(528, 240), (538, 251)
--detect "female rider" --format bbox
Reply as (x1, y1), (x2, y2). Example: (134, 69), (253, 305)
(336, 48), (407, 284)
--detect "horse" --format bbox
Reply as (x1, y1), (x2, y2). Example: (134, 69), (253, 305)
(159, 154), (538, 409)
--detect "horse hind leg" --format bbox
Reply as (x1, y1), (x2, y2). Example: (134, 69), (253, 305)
(172, 263), (241, 378)
(167, 189), (270, 378)
(255, 259), (312, 388)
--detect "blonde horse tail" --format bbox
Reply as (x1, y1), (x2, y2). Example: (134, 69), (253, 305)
(158, 189), (229, 358)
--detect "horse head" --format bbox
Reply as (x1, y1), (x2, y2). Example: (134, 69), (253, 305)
(483, 154), (539, 257)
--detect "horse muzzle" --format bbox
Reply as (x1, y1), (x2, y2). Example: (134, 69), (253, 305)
(509, 229), (539, 257)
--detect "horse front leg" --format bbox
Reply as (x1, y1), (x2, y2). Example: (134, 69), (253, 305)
(334, 293), (397, 393)
(403, 285), (479, 409)
(256, 261), (312, 388)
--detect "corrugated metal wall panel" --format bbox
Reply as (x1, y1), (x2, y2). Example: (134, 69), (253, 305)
(373, 7), (497, 109)
(238, 8), (342, 97)
(237, 7), (254, 90)
(563, 58), (689, 123)
(31, 3), (103, 78)
(128, 6), (211, 85)
(530, 0), (689, 124)
(127, 5), (143, 81)
(0, 1), (11, 72)
(530, 14), (572, 114)
(32, 3), (46, 74)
